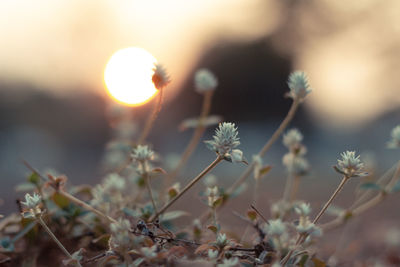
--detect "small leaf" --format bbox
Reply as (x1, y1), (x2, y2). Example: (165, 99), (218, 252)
(51, 192), (70, 209)
(247, 210), (257, 221)
(28, 173), (40, 185)
(160, 211), (189, 222)
(312, 258), (326, 267)
(259, 165), (272, 177)
(152, 167), (167, 175)
(359, 182), (381, 191)
(15, 183), (36, 192)
(207, 225), (218, 234)
(212, 197), (223, 208)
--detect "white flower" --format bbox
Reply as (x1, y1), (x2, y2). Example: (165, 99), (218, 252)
(231, 149), (244, 163)
(287, 71), (311, 100)
(294, 202), (311, 216)
(216, 233), (228, 247)
(131, 145), (154, 162)
(207, 249), (218, 260)
(387, 125), (400, 149)
(282, 153), (309, 176)
(203, 174), (217, 187)
(335, 151), (367, 178)
(204, 122), (240, 155)
(152, 63), (170, 90)
(265, 219), (286, 236)
(141, 245), (157, 258)
(283, 129), (303, 150)
(21, 193), (41, 210)
(194, 68), (218, 93)
(103, 173), (125, 191)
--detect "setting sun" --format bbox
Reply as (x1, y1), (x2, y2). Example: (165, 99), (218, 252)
(104, 47), (158, 106)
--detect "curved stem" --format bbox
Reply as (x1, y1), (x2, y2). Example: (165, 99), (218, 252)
(150, 155), (223, 222)
(59, 190), (117, 224)
(167, 91), (214, 183)
(144, 171), (158, 215)
(138, 87), (164, 145)
(281, 176), (349, 266)
(290, 175), (301, 201)
(38, 216), (82, 267)
(313, 176), (349, 224)
(227, 99), (300, 196)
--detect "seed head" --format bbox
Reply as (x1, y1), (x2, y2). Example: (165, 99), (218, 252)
(294, 202), (311, 216)
(283, 129), (303, 149)
(335, 151), (367, 178)
(194, 68), (218, 93)
(152, 63), (170, 90)
(282, 153), (310, 176)
(131, 145), (154, 162)
(204, 122), (240, 155)
(265, 219), (286, 236)
(387, 125), (400, 149)
(287, 71), (311, 100)
(21, 193), (41, 210)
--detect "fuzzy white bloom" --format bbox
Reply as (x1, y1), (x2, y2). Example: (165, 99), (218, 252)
(205, 122), (240, 155)
(131, 145), (154, 162)
(387, 125), (400, 149)
(207, 249), (218, 260)
(203, 174), (217, 187)
(335, 151), (367, 178)
(109, 219), (133, 250)
(103, 173), (126, 191)
(141, 245), (157, 258)
(216, 233), (228, 247)
(217, 258), (239, 267)
(287, 71), (311, 100)
(282, 153), (310, 176)
(283, 129), (303, 150)
(231, 149), (244, 163)
(21, 193), (42, 210)
(194, 68), (218, 93)
(294, 202), (311, 216)
(265, 219), (286, 236)
(296, 218), (322, 237)
(206, 186), (219, 207)
(152, 63), (170, 90)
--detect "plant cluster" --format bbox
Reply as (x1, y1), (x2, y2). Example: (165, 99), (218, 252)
(0, 67), (399, 266)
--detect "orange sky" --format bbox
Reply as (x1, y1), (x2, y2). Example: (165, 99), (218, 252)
(0, 0), (399, 129)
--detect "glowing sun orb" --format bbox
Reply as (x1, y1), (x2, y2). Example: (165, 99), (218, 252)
(104, 47), (158, 106)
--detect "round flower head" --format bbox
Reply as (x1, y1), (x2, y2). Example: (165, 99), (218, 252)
(282, 153), (309, 176)
(21, 192), (41, 210)
(204, 122), (240, 155)
(265, 219), (286, 236)
(283, 128), (303, 152)
(287, 71), (311, 100)
(194, 68), (218, 93)
(387, 125), (400, 149)
(334, 151), (367, 178)
(152, 63), (170, 90)
(131, 145), (154, 162)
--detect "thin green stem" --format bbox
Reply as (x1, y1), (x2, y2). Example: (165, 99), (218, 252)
(167, 91), (214, 183)
(143, 169), (158, 215)
(38, 216), (82, 267)
(281, 176), (350, 266)
(313, 176), (349, 224)
(59, 190), (118, 224)
(150, 155), (223, 222)
(138, 87), (164, 145)
(227, 98), (300, 196)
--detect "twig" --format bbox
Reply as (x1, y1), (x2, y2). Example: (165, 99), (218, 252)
(149, 155), (223, 222)
(137, 88), (164, 145)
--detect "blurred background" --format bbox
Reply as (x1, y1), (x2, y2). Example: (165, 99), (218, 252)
(1, 0), (400, 261)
